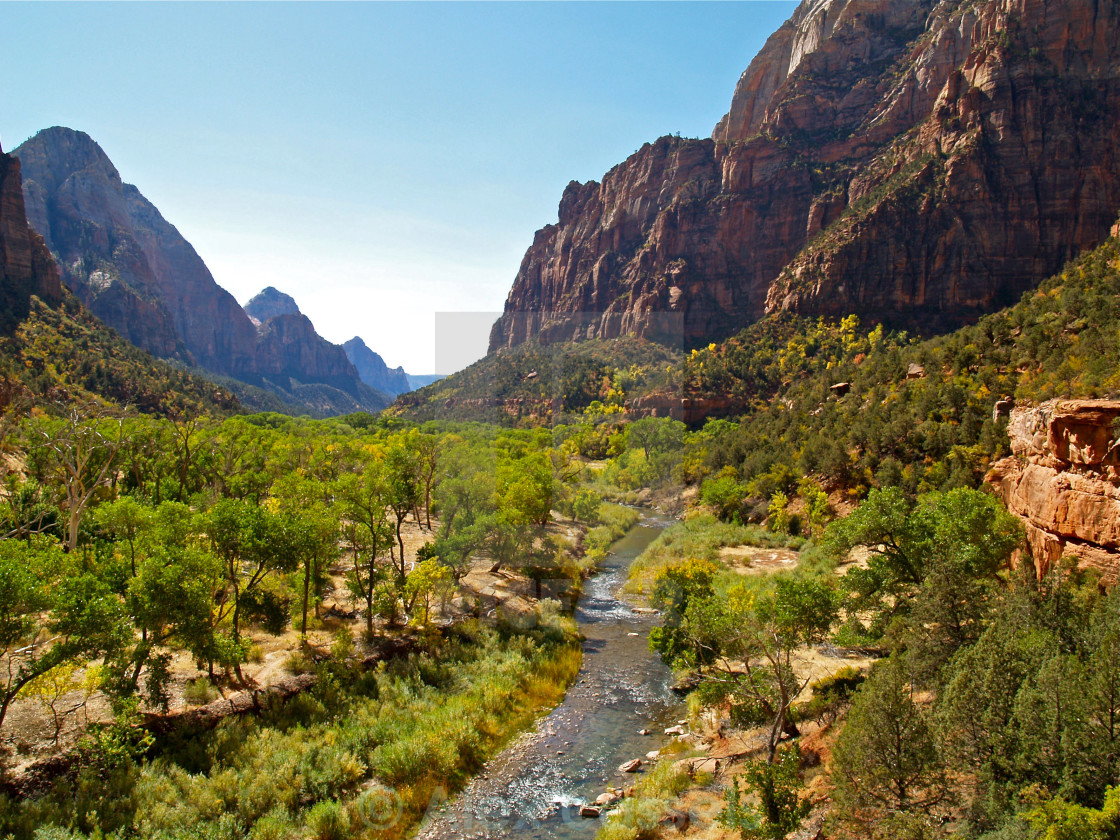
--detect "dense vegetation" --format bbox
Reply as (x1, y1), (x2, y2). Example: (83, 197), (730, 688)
(684, 235), (1120, 503)
(2, 620), (579, 839)
(638, 484), (1119, 839)
(0, 294), (237, 418)
(0, 403), (636, 837)
(389, 336), (679, 424)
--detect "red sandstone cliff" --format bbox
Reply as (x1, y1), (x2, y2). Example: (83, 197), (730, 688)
(491, 0), (1120, 351)
(0, 142), (62, 333)
(987, 400), (1120, 584)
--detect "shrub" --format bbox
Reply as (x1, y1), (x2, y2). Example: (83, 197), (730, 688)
(183, 677), (217, 706)
(596, 760), (690, 840)
(306, 800), (350, 840)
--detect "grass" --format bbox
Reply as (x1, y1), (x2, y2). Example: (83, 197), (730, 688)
(1, 620), (582, 840)
(594, 759), (692, 840)
(580, 503), (642, 571)
(625, 514), (805, 595)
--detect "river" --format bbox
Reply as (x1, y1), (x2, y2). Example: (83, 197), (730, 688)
(417, 518), (680, 840)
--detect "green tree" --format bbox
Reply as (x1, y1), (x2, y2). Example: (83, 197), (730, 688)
(767, 491), (791, 534)
(648, 558), (722, 668)
(405, 558), (454, 625)
(28, 406), (125, 552)
(1020, 786), (1120, 840)
(95, 496), (152, 578)
(718, 748), (810, 839)
(385, 441), (421, 585)
(826, 487), (1022, 657)
(0, 545), (127, 730)
(206, 499), (298, 679)
(117, 544), (221, 704)
(701, 470), (747, 521)
(336, 464), (395, 635)
(832, 656), (948, 830)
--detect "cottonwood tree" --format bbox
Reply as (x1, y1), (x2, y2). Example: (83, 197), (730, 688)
(661, 574), (838, 761)
(385, 442), (421, 585)
(206, 499), (298, 680)
(405, 559), (454, 625)
(411, 432), (440, 531)
(119, 544), (221, 704)
(336, 464), (395, 635)
(27, 405), (125, 553)
(0, 540), (127, 730)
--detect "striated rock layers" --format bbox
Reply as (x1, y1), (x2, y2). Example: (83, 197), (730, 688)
(987, 400), (1120, 584)
(13, 128), (387, 413)
(491, 0), (1120, 352)
(342, 337), (412, 397)
(0, 141), (62, 333)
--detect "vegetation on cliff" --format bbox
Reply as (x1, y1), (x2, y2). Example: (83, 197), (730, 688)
(0, 293), (237, 418)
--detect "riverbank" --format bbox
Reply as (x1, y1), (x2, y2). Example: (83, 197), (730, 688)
(0, 618), (582, 840)
(419, 517), (683, 840)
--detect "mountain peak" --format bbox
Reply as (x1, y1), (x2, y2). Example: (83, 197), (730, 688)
(343, 336), (412, 397)
(15, 127), (122, 195)
(245, 286), (302, 325)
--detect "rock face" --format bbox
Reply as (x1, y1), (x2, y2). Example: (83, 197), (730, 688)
(15, 127), (248, 367)
(0, 141), (62, 333)
(254, 311), (363, 392)
(491, 0), (1120, 352)
(342, 337), (412, 397)
(987, 400), (1120, 583)
(13, 128), (390, 415)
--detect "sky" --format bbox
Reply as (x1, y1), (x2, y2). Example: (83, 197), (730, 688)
(2, 1), (797, 375)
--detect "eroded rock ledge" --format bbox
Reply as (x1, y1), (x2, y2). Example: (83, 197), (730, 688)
(986, 400), (1120, 582)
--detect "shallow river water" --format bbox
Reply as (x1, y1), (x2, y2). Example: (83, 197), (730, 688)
(417, 519), (681, 840)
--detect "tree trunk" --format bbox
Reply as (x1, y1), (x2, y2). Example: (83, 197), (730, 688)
(301, 558), (311, 640)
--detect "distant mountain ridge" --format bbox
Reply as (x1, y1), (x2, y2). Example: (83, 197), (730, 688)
(13, 127), (397, 417)
(342, 337), (411, 397)
(490, 0), (1120, 352)
(0, 138), (236, 415)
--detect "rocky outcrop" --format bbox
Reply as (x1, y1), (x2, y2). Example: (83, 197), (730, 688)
(343, 336), (412, 397)
(244, 286), (301, 325)
(626, 391), (744, 424)
(987, 400), (1120, 583)
(0, 141), (62, 333)
(492, 0), (1120, 352)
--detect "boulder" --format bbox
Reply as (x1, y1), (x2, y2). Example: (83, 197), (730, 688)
(618, 759), (642, 773)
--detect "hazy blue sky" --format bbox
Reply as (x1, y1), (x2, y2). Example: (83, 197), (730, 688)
(3, 1), (796, 373)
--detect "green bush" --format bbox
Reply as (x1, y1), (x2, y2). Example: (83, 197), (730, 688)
(183, 677), (217, 706)
(306, 800), (350, 840)
(596, 760), (691, 840)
